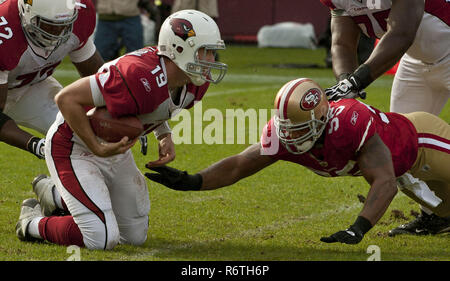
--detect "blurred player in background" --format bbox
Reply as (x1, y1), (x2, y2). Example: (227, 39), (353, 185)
(320, 0), (450, 235)
(321, 0), (449, 114)
(146, 78), (450, 244)
(0, 0), (103, 158)
(16, 10), (227, 250)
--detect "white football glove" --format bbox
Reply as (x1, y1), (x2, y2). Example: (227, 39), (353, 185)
(27, 137), (45, 159)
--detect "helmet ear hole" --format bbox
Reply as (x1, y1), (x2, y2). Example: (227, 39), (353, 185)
(176, 46), (184, 53)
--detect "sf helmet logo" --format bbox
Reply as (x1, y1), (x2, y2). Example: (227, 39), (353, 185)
(300, 88), (321, 111)
(170, 18), (196, 41)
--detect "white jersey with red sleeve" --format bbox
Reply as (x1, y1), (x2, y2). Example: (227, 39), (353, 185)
(87, 46), (209, 137)
(0, 0), (96, 88)
(261, 99), (418, 178)
(319, 0), (450, 64)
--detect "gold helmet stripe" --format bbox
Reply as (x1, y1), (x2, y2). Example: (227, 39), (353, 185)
(278, 78), (312, 120)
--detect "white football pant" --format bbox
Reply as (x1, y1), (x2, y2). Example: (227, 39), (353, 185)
(4, 76), (62, 134)
(45, 113), (151, 250)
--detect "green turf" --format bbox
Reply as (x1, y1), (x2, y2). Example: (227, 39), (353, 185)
(0, 45), (448, 261)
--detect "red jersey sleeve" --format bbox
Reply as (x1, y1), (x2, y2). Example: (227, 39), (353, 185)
(94, 63), (139, 118)
(72, 0), (96, 51)
(0, 0), (28, 71)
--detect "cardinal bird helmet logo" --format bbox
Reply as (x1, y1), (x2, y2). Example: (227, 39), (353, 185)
(170, 18), (196, 41)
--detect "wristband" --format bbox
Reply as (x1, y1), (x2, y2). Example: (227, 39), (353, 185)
(352, 64), (373, 90)
(189, 173), (203, 190)
(338, 73), (350, 82)
(352, 216), (373, 235)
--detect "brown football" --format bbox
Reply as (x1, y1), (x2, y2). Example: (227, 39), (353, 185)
(86, 107), (144, 142)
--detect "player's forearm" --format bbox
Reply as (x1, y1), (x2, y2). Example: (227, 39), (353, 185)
(73, 51), (105, 77)
(58, 97), (100, 153)
(364, 32), (413, 80)
(331, 44), (359, 80)
(55, 79), (100, 154)
(199, 144), (275, 190)
(330, 16), (360, 80)
(0, 119), (34, 150)
(359, 177), (398, 226)
(199, 155), (246, 190)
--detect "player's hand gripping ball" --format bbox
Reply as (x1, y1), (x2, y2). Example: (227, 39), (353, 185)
(87, 107), (144, 142)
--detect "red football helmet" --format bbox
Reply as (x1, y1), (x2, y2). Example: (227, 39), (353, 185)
(273, 78), (329, 154)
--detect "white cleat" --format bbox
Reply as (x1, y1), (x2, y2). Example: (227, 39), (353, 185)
(32, 174), (57, 217)
(16, 198), (43, 242)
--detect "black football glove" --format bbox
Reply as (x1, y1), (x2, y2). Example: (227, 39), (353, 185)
(145, 165), (202, 191)
(325, 64), (372, 101)
(139, 135), (148, 155)
(27, 137), (45, 159)
(320, 216), (372, 245)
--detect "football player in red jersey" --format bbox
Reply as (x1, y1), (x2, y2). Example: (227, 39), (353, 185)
(0, 0), (103, 159)
(16, 10), (227, 250)
(146, 78), (450, 244)
(319, 0), (450, 235)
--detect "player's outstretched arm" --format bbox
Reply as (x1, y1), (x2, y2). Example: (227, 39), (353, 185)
(145, 143), (277, 191)
(357, 134), (398, 226)
(199, 143), (277, 190)
(321, 134), (397, 245)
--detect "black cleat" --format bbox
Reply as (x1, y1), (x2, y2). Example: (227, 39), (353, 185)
(388, 211), (450, 237)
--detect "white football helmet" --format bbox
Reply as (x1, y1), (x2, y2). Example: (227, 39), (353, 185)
(274, 78), (329, 154)
(18, 0), (79, 51)
(157, 9), (227, 86)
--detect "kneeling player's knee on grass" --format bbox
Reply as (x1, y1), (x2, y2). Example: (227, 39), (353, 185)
(119, 217), (149, 246)
(78, 210), (120, 250)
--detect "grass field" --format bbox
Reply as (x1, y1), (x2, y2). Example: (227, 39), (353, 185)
(0, 45), (449, 262)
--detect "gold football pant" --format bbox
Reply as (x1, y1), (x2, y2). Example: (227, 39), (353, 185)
(401, 112), (450, 217)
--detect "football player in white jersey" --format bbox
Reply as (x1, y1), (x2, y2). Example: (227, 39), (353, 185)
(320, 0), (450, 237)
(15, 10), (227, 250)
(0, 0), (104, 159)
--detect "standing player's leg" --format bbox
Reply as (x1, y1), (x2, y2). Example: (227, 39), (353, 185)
(390, 54), (449, 116)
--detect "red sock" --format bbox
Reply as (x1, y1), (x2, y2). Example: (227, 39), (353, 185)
(38, 216), (84, 247)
